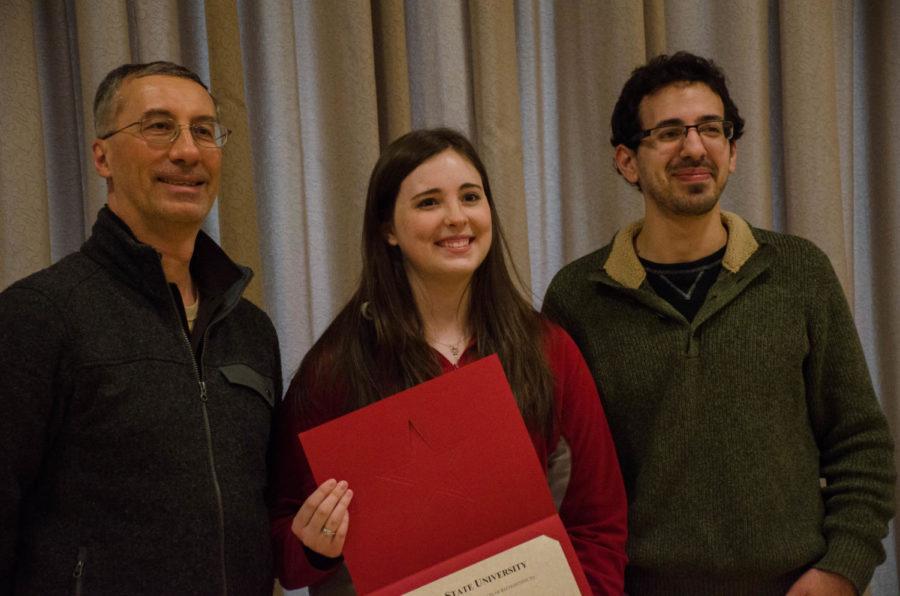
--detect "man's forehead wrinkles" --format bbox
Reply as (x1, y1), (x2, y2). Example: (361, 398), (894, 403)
(119, 77), (215, 114)
(137, 107), (218, 122)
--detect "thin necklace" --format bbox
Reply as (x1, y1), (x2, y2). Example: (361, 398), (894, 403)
(430, 335), (468, 360)
(643, 259), (722, 301)
(656, 269), (705, 300)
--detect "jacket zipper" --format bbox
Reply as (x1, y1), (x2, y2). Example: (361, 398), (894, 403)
(72, 546), (87, 596)
(172, 294), (229, 596)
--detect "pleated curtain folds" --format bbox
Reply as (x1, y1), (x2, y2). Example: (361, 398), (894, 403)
(1, 1), (898, 593)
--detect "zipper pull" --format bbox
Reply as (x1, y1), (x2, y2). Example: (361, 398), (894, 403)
(199, 381), (208, 402)
(73, 546), (87, 595)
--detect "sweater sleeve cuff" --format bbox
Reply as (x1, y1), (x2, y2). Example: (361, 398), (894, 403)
(303, 545), (344, 571)
(813, 533), (883, 594)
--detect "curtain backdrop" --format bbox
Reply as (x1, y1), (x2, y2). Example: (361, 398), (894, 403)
(1, 1), (897, 593)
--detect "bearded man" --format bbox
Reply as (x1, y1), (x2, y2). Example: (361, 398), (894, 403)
(543, 52), (894, 596)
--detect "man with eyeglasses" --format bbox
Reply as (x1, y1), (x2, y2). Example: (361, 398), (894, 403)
(0, 62), (281, 594)
(544, 52), (894, 595)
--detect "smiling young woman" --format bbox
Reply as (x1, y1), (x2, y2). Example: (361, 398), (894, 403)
(269, 128), (628, 595)
(385, 147), (493, 294)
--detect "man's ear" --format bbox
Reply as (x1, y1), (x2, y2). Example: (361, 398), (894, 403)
(728, 140), (737, 173)
(92, 139), (111, 178)
(614, 144), (640, 185)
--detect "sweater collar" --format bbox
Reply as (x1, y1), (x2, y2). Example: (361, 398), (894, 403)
(601, 210), (759, 289)
(81, 206), (251, 309)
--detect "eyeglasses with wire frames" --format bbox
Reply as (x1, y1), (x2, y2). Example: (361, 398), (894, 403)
(630, 120), (733, 147)
(99, 115), (231, 149)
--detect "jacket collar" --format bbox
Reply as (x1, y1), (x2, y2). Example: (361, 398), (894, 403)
(81, 206), (252, 310)
(602, 210), (759, 289)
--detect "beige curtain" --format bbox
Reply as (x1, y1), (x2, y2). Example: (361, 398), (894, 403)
(1, 1), (897, 593)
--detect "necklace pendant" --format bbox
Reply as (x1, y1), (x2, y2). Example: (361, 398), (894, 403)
(449, 345), (460, 358)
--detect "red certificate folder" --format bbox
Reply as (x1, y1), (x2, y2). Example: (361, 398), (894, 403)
(299, 354), (590, 594)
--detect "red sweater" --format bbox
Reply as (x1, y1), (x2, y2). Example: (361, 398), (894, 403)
(270, 323), (627, 594)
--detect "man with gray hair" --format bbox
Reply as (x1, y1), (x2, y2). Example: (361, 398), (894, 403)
(0, 61), (281, 594)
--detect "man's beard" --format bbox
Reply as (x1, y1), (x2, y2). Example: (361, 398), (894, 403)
(650, 160), (726, 216)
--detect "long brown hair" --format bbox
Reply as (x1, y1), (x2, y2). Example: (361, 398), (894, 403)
(293, 128), (555, 436)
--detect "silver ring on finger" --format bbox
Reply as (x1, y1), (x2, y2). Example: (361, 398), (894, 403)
(321, 527), (337, 537)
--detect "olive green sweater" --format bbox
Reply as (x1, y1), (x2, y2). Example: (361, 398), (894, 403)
(543, 212), (895, 595)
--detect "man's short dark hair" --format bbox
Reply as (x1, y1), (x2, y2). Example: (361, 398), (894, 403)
(610, 52), (745, 150)
(93, 61), (215, 137)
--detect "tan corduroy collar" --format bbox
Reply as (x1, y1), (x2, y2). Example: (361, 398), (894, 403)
(602, 211), (759, 289)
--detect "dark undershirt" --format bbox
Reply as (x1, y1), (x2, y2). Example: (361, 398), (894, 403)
(640, 246), (726, 322)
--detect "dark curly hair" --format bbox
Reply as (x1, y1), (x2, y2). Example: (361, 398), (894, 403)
(610, 52), (745, 151)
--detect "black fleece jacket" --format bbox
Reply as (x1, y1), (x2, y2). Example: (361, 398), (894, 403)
(0, 207), (282, 595)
